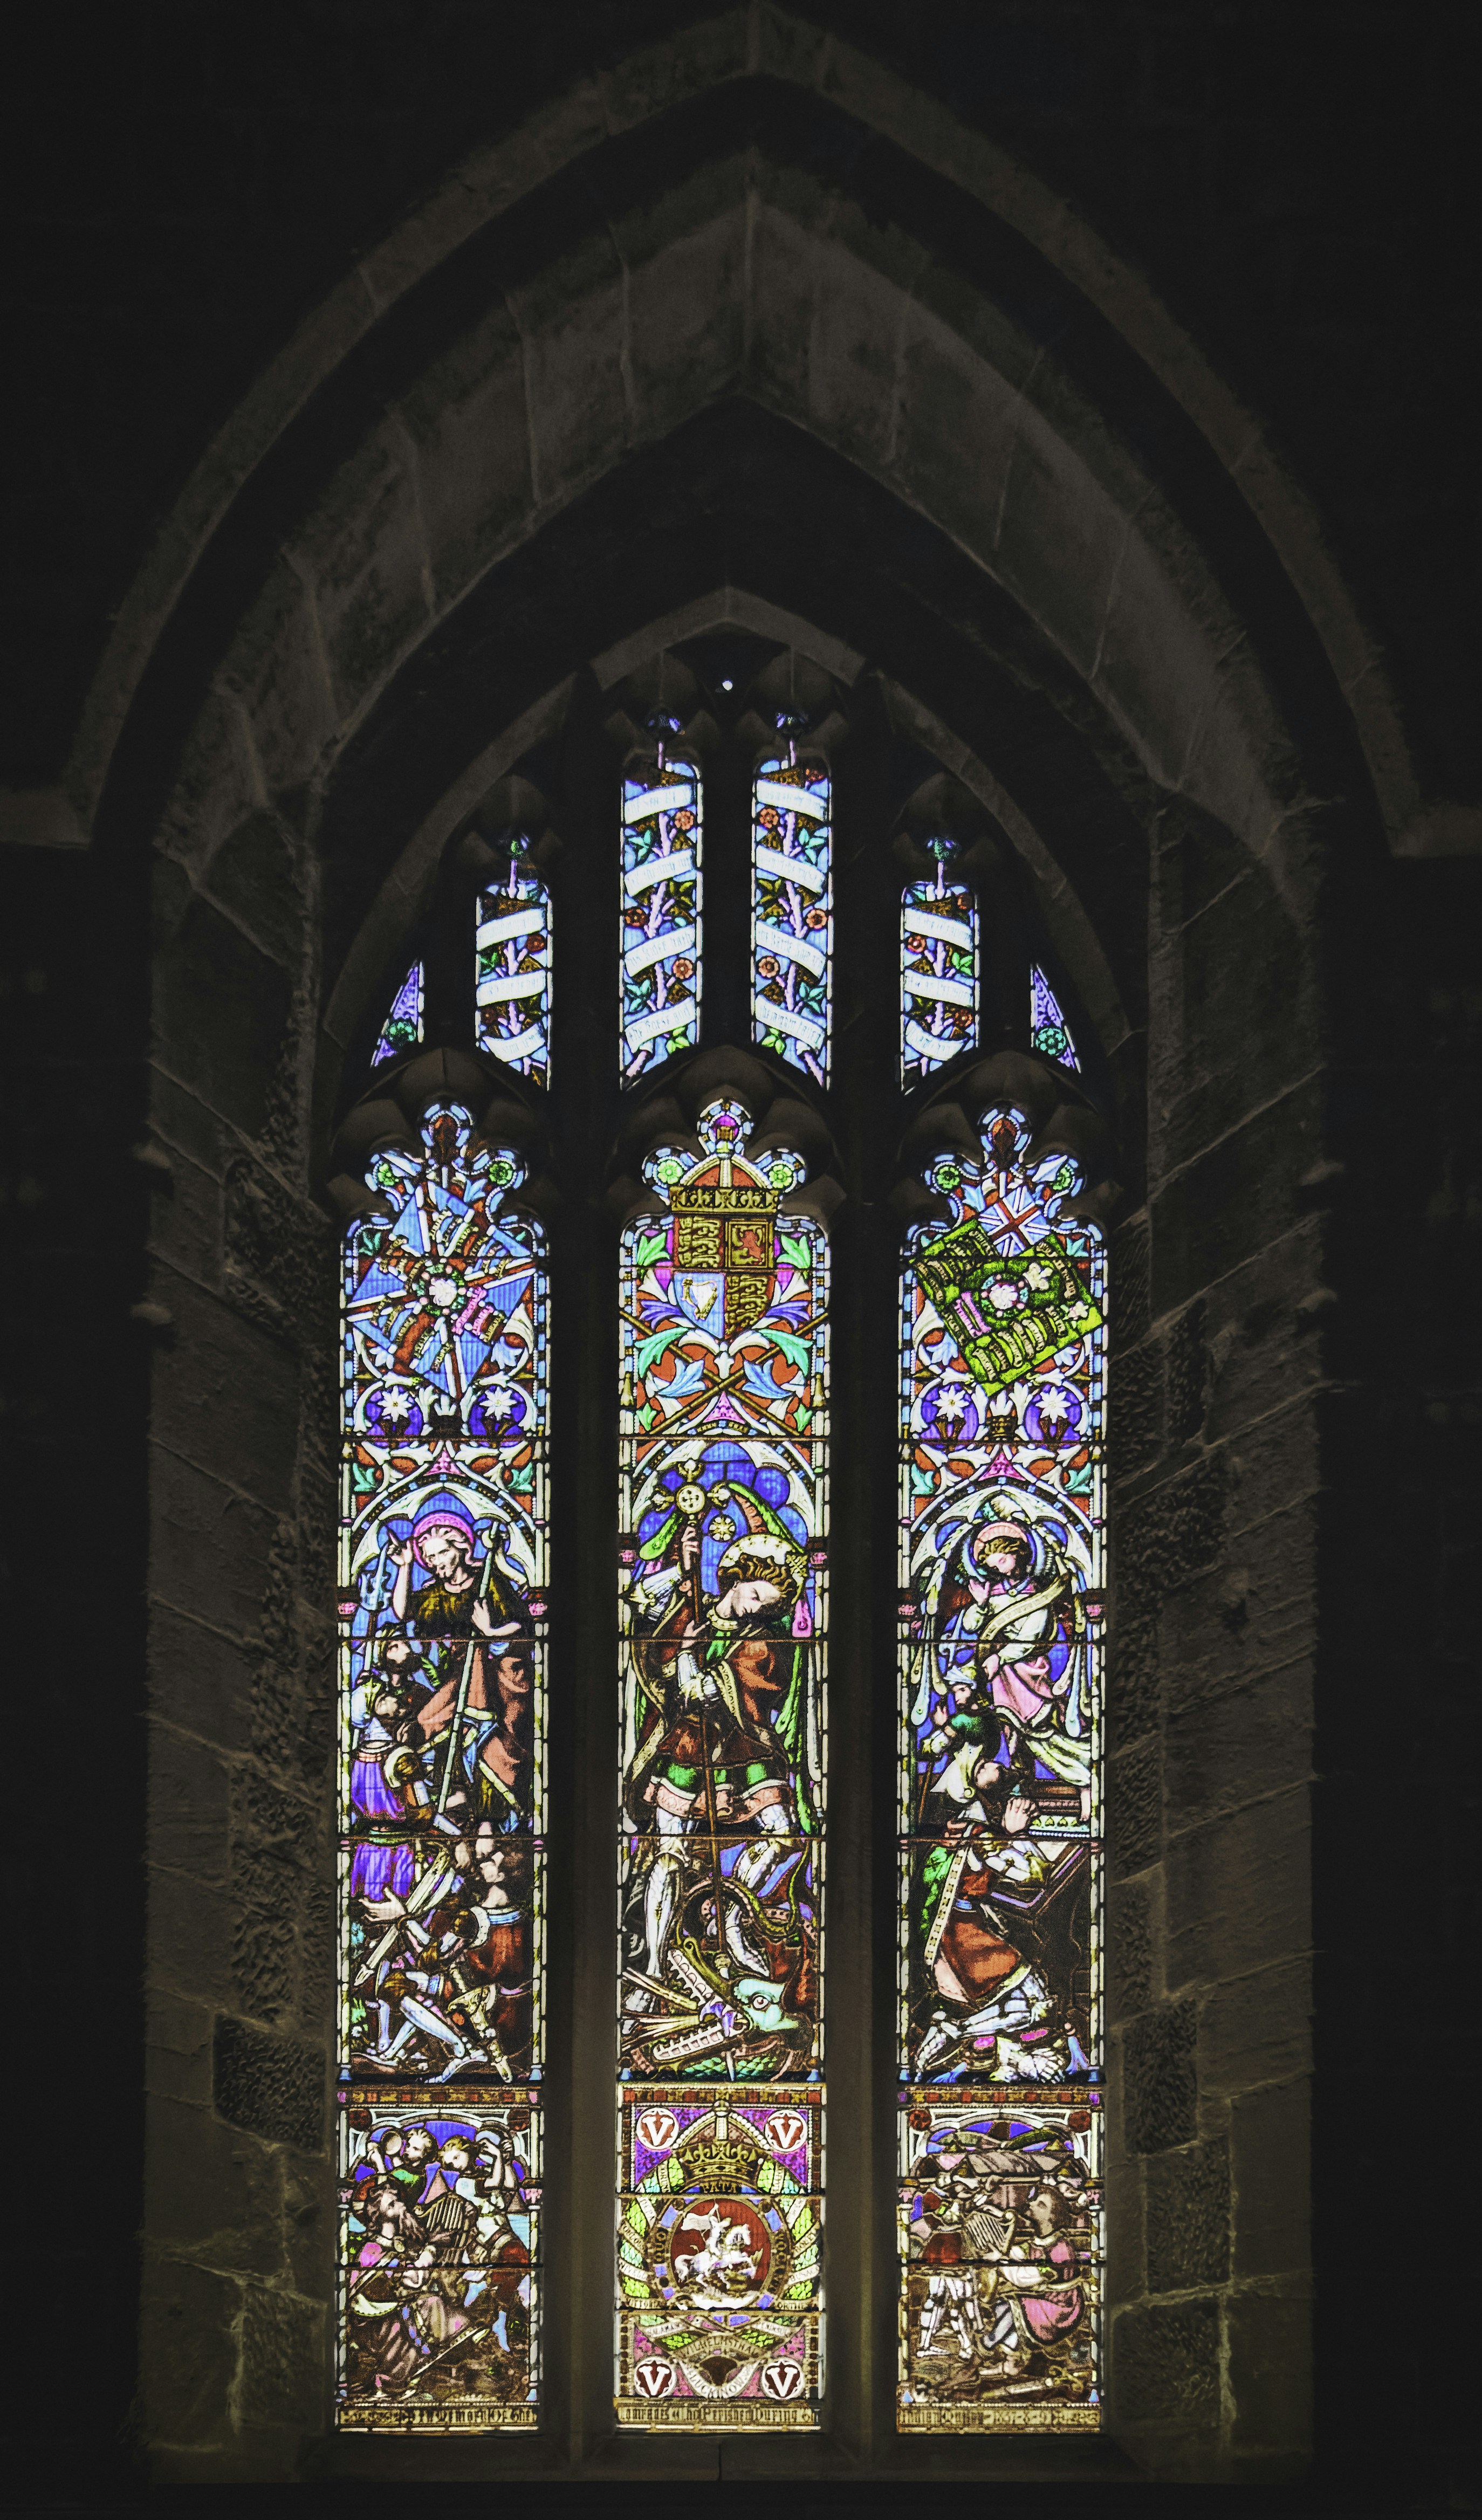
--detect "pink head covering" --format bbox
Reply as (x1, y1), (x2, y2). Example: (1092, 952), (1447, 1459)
(410, 1493), (476, 1570)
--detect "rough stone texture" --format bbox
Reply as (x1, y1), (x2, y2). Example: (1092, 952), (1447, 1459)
(1227, 2291), (1313, 2460)
(1106, 1872), (1155, 2022)
(150, 1445), (280, 1639)
(289, 421), (432, 724)
(1107, 1335), (1161, 1483)
(1108, 1735), (1162, 1879)
(1198, 1955), (1313, 2101)
(1111, 2297), (1220, 2425)
(239, 2284), (325, 2433)
(146, 1987), (215, 2108)
(139, 2254), (239, 2447)
(147, 1605), (256, 1755)
(149, 1273), (302, 1513)
(1145, 2138), (1231, 2292)
(1122, 2001), (1199, 2156)
(1164, 1785), (1312, 1988)
(1163, 1660), (1313, 1825)
(399, 306), (533, 608)
(146, 2092), (287, 2277)
(147, 1718), (232, 1885)
(213, 2015), (324, 2153)
(1231, 2077), (1311, 2279)
(153, 884), (294, 1141)
(13, 8), (1476, 2501)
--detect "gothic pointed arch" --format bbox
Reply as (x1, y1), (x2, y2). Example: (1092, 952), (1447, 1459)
(125, 27), (1351, 2480)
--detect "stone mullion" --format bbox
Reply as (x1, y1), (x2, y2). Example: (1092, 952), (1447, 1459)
(547, 672), (622, 2464)
(828, 678), (907, 2463)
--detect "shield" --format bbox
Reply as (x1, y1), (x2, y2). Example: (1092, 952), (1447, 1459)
(636, 2108), (680, 2155)
(673, 1179), (778, 1338)
(634, 2357), (675, 2398)
(673, 1272), (726, 1331)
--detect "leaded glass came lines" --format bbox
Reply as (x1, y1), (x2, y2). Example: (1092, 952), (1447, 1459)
(896, 1105), (1104, 2431)
(622, 762), (702, 1082)
(902, 878), (978, 1082)
(477, 866), (552, 1084)
(337, 1103), (548, 2429)
(751, 759), (832, 1086)
(616, 1098), (828, 2429)
(374, 959), (424, 1063)
(1030, 966), (1079, 1072)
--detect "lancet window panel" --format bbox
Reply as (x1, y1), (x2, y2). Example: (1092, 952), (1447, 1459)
(622, 758), (702, 1082)
(476, 865), (552, 1084)
(616, 1097), (828, 2430)
(902, 875), (979, 1083)
(897, 1103), (1105, 2432)
(373, 959), (424, 1065)
(1030, 966), (1079, 1073)
(751, 757), (833, 1086)
(336, 1103), (549, 2430)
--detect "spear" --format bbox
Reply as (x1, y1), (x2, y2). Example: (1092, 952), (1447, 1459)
(435, 1530), (514, 1821)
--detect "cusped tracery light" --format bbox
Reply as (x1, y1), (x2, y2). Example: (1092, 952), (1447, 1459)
(897, 1107), (1105, 2427)
(337, 1105), (548, 2430)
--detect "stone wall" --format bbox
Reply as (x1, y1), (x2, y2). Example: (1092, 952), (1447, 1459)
(6, 7), (1478, 2507)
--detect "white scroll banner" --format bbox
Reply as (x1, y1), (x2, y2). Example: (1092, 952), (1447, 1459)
(626, 995), (698, 1048)
(905, 969), (976, 1009)
(476, 969), (547, 1006)
(902, 907), (974, 951)
(483, 1018), (546, 1062)
(754, 919), (828, 980)
(625, 923), (697, 978)
(477, 906), (546, 949)
(623, 781), (696, 825)
(756, 777), (828, 823)
(904, 1015), (968, 1063)
(625, 849), (695, 898)
(754, 994), (826, 1050)
(755, 842), (826, 892)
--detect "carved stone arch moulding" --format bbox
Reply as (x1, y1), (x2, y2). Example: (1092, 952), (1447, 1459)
(51, 6), (1438, 868)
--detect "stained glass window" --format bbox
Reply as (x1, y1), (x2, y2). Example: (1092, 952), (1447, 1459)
(751, 752), (832, 1086)
(622, 747), (702, 1082)
(902, 844), (978, 1082)
(374, 959), (424, 1064)
(1030, 966), (1079, 1072)
(337, 1102), (548, 2430)
(897, 1103), (1104, 2431)
(616, 1097), (827, 2429)
(476, 863), (552, 1084)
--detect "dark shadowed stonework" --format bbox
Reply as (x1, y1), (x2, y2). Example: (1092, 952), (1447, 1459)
(5, 4), (1478, 2510)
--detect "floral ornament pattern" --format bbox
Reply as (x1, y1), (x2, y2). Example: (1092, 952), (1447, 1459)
(751, 758), (832, 1086)
(623, 761), (703, 1082)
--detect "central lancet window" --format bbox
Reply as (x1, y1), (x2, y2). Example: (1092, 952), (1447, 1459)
(332, 640), (1108, 2443)
(616, 1100), (828, 2425)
